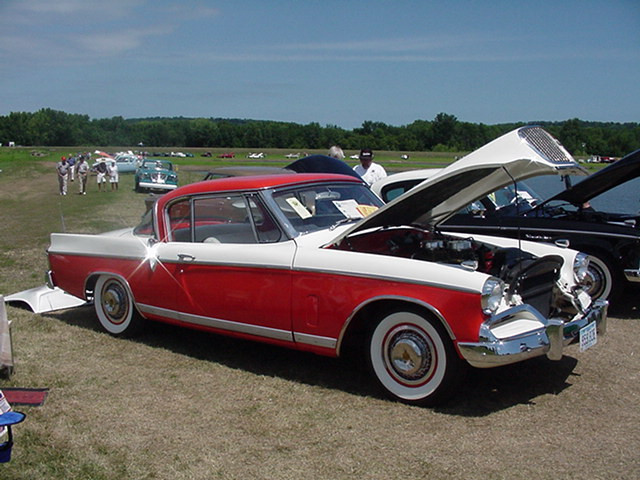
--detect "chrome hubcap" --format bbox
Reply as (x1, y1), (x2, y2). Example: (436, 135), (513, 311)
(385, 327), (434, 384)
(585, 264), (605, 299)
(102, 282), (127, 323)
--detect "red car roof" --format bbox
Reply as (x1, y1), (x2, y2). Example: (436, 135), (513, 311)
(156, 173), (362, 210)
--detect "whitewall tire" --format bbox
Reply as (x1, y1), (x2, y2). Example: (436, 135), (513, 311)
(367, 309), (463, 406)
(584, 254), (614, 301)
(94, 275), (144, 336)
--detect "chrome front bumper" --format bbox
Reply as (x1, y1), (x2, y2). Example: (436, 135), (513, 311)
(457, 299), (608, 368)
(138, 181), (177, 191)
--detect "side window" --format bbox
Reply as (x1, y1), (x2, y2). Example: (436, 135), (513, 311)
(382, 186), (408, 202)
(167, 199), (192, 242)
(248, 196), (282, 243)
(167, 194), (283, 244)
(191, 195), (259, 244)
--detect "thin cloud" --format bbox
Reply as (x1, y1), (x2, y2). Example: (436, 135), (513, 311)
(11, 0), (143, 17)
(75, 27), (171, 56)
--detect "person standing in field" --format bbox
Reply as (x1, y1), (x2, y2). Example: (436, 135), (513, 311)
(95, 159), (108, 192)
(67, 154), (76, 182)
(353, 148), (386, 185)
(328, 145), (345, 160)
(107, 160), (119, 191)
(56, 156), (70, 195)
(76, 156), (89, 195)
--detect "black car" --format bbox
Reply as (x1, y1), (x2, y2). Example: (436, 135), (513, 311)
(374, 149), (640, 302)
(202, 155), (362, 181)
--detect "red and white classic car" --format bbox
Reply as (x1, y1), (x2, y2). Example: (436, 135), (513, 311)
(44, 127), (607, 405)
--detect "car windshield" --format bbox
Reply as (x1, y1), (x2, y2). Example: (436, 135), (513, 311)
(145, 160), (173, 170)
(270, 182), (383, 234)
(457, 180), (542, 217)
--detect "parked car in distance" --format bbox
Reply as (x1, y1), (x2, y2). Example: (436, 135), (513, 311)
(372, 148), (640, 302)
(44, 127), (606, 406)
(217, 152), (235, 158)
(111, 153), (141, 173)
(134, 159), (178, 193)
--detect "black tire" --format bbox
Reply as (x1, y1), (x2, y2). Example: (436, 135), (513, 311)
(94, 275), (145, 336)
(367, 308), (464, 406)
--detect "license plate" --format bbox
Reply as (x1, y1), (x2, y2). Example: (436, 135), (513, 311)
(579, 322), (597, 352)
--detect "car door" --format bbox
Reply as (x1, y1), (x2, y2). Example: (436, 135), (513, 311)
(152, 193), (296, 343)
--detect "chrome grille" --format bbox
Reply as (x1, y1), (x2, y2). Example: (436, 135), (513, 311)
(518, 126), (573, 164)
(507, 255), (563, 318)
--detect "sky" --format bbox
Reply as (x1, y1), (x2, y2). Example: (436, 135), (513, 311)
(0, 0), (638, 129)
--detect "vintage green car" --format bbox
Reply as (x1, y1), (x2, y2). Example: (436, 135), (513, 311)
(134, 159), (178, 193)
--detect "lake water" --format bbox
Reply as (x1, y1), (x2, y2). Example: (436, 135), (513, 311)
(525, 174), (640, 215)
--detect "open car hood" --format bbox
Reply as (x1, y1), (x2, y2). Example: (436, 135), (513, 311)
(331, 126), (584, 241)
(540, 148), (640, 206)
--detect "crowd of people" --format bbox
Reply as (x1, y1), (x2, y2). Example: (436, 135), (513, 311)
(56, 153), (119, 195)
(56, 146), (384, 195)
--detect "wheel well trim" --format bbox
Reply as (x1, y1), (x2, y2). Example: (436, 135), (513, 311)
(85, 271), (144, 318)
(336, 295), (455, 356)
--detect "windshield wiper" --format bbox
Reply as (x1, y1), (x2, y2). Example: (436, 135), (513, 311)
(330, 217), (358, 230)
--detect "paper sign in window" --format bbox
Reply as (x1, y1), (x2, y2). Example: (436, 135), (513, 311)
(286, 197), (312, 219)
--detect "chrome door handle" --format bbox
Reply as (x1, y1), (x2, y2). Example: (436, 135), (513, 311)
(177, 253), (195, 262)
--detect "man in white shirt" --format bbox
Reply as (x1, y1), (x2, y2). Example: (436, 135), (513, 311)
(76, 156), (89, 194)
(107, 161), (119, 191)
(56, 156), (69, 195)
(353, 148), (386, 186)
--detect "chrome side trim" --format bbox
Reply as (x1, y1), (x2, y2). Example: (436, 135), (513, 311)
(137, 303), (295, 343)
(293, 332), (337, 350)
(445, 224), (640, 241)
(138, 304), (338, 349)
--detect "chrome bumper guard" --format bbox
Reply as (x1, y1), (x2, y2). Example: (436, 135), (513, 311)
(624, 268), (640, 283)
(45, 270), (56, 289)
(458, 299), (608, 368)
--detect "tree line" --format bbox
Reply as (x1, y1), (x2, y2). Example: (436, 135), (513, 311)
(1, 108), (638, 157)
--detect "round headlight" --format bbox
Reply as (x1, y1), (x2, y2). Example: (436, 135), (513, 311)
(481, 277), (504, 315)
(573, 253), (590, 284)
